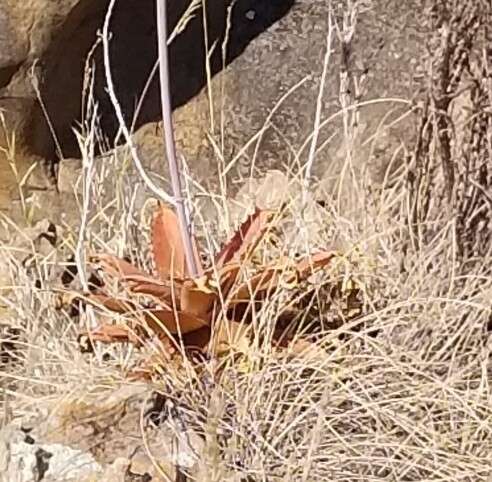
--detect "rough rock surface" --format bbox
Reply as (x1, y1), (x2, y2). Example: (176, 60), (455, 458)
(0, 0), (427, 199)
(0, 425), (102, 482)
(0, 0), (80, 91)
(0, 384), (208, 481)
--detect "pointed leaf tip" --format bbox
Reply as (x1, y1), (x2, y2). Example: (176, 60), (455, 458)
(215, 208), (274, 268)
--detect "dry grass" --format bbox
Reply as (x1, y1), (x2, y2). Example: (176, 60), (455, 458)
(1, 0), (492, 481)
(1, 129), (490, 480)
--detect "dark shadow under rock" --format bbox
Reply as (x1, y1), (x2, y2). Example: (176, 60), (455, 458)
(27, 0), (294, 161)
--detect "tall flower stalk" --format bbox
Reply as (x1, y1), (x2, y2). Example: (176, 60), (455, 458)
(156, 0), (199, 277)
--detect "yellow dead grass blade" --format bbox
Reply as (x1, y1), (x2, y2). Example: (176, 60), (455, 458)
(210, 320), (252, 356)
(296, 251), (338, 279)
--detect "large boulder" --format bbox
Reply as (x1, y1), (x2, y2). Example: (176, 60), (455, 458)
(0, 0), (79, 92)
(0, 0), (427, 204)
(0, 3), (27, 89)
(16, 0), (295, 161)
(0, 0), (80, 213)
(169, 0), (426, 186)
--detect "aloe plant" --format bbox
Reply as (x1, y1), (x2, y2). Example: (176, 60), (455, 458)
(75, 203), (337, 376)
(74, 1), (341, 378)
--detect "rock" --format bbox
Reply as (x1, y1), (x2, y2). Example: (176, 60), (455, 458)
(95, 457), (130, 482)
(0, 0), (423, 182)
(0, 0), (79, 96)
(128, 448), (176, 481)
(119, 0), (422, 189)
(57, 158), (83, 194)
(14, 0), (293, 162)
(0, 218), (61, 296)
(0, 4), (28, 88)
(0, 258), (12, 293)
(159, 428), (204, 470)
(127, 452), (155, 480)
(6, 218), (59, 255)
(231, 169), (294, 212)
(19, 190), (80, 228)
(0, 425), (103, 482)
(0, 96), (51, 214)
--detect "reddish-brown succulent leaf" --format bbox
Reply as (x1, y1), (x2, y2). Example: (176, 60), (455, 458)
(214, 208), (274, 268)
(127, 280), (175, 305)
(229, 265), (295, 305)
(180, 326), (212, 351)
(124, 273), (173, 286)
(81, 323), (141, 345)
(204, 263), (242, 300)
(143, 308), (209, 335)
(152, 203), (204, 280)
(296, 251), (338, 280)
(90, 253), (148, 280)
(180, 278), (218, 319)
(152, 203), (187, 280)
(82, 293), (137, 314)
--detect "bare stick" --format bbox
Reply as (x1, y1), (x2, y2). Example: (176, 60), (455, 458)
(156, 0), (199, 278)
(102, 0), (176, 208)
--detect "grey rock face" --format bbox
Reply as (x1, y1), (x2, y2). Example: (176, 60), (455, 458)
(0, 0), (80, 93)
(0, 425), (102, 482)
(21, 0), (294, 161)
(1, 0), (426, 203)
(130, 0), (425, 191)
(0, 5), (28, 88)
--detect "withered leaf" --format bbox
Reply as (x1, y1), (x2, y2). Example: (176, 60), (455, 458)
(205, 263), (242, 299)
(229, 265), (297, 304)
(180, 277), (218, 319)
(81, 323), (141, 345)
(180, 326), (212, 350)
(127, 279), (175, 305)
